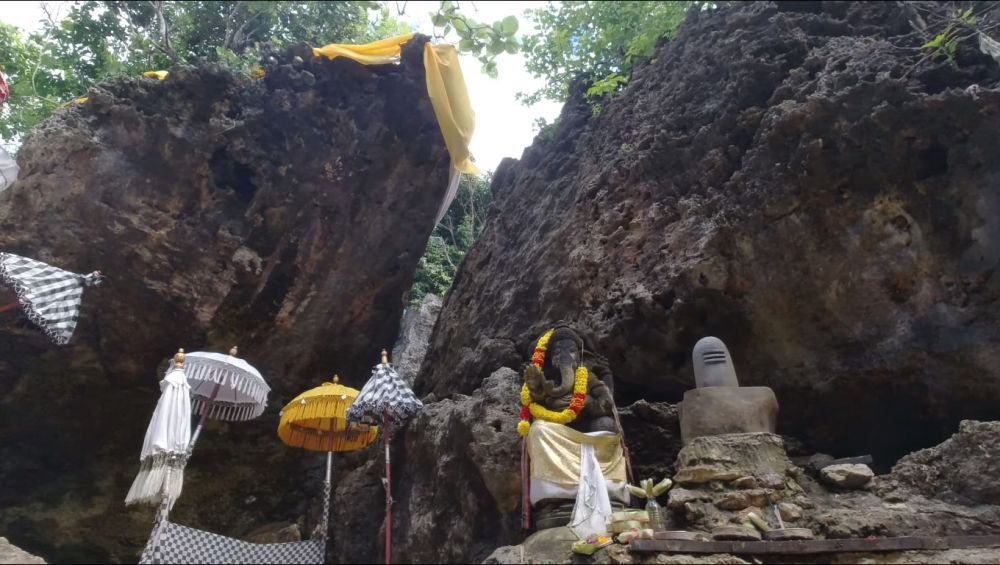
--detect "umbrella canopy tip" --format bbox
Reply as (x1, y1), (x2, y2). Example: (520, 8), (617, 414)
(333, 374), (340, 384)
(174, 348), (186, 366)
(381, 349), (389, 364)
(230, 346), (238, 356)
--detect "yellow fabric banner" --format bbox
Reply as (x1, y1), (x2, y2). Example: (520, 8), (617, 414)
(311, 33), (479, 176)
(423, 43), (479, 175)
(311, 32), (417, 65)
(527, 420), (627, 486)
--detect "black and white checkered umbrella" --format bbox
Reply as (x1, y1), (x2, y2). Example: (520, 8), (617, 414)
(345, 350), (423, 564)
(0, 252), (103, 345)
(346, 354), (423, 428)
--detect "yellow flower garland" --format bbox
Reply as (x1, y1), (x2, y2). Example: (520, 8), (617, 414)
(518, 328), (589, 436)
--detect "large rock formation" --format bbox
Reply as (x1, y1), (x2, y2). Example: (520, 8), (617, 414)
(405, 1), (1000, 562)
(418, 1), (1000, 465)
(0, 38), (451, 562)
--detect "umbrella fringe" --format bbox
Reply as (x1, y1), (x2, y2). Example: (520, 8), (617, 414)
(179, 359), (269, 422)
(126, 453), (185, 507)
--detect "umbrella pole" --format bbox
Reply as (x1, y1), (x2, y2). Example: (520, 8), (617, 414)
(321, 450), (332, 557)
(384, 409), (392, 565)
(188, 382), (222, 455)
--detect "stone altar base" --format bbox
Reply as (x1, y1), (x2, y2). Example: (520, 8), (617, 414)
(533, 499), (628, 531)
(679, 387), (778, 444)
(668, 433), (809, 532)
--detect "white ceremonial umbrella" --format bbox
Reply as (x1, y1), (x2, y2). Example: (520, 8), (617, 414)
(180, 346), (270, 450)
(126, 349), (192, 507)
(0, 146), (18, 193)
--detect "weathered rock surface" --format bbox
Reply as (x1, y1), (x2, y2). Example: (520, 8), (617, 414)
(820, 464), (874, 489)
(391, 294), (442, 385)
(484, 421), (1000, 562)
(0, 38), (451, 563)
(877, 420), (1000, 505)
(667, 433), (806, 530)
(0, 538), (45, 565)
(417, 0), (1000, 472)
(385, 368), (525, 564)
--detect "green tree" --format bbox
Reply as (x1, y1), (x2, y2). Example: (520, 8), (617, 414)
(410, 172), (492, 304)
(0, 1), (397, 145)
(428, 1), (520, 78)
(519, 1), (704, 106)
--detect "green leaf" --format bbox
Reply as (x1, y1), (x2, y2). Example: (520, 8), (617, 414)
(922, 34), (945, 49)
(487, 39), (505, 55)
(458, 38), (475, 52)
(431, 13), (448, 27)
(454, 18), (470, 35)
(504, 38), (519, 54)
(501, 15), (519, 35)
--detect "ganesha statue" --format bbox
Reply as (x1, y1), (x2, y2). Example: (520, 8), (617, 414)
(518, 325), (629, 534)
(519, 325), (618, 434)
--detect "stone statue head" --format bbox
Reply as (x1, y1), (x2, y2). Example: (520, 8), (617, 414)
(541, 325), (585, 398)
(692, 336), (739, 388)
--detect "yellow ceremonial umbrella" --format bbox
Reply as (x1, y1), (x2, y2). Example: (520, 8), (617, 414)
(278, 376), (377, 552)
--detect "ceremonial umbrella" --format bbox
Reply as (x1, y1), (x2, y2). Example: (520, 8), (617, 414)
(278, 376), (378, 558)
(0, 252), (103, 344)
(181, 346), (271, 450)
(346, 350), (423, 565)
(126, 349), (192, 508)
(0, 146), (17, 193)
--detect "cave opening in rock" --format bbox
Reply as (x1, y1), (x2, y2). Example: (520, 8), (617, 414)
(209, 147), (258, 202)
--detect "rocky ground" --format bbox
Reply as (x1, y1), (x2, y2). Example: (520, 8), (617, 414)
(484, 421), (1000, 564)
(0, 538), (45, 565)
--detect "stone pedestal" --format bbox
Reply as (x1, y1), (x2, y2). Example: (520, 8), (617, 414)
(667, 433), (808, 532)
(678, 387), (778, 445)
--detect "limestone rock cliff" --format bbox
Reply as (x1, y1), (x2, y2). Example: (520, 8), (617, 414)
(0, 38), (450, 563)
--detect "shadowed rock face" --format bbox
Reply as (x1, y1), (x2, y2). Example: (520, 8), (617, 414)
(418, 1), (1000, 467)
(0, 38), (450, 562)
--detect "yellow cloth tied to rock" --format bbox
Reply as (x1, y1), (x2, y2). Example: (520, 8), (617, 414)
(527, 419), (627, 486)
(311, 32), (480, 179)
(312, 32), (416, 65)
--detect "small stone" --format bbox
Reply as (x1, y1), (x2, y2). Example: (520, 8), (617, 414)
(759, 472), (786, 489)
(684, 501), (705, 521)
(674, 465), (742, 484)
(777, 502), (803, 522)
(820, 463), (874, 489)
(803, 453), (835, 472)
(711, 525), (761, 541)
(715, 491), (751, 510)
(765, 528), (813, 541)
(731, 476), (758, 489)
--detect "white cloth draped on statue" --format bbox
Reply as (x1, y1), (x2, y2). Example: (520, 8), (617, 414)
(126, 367), (192, 507)
(569, 443), (614, 539)
(526, 419), (628, 506)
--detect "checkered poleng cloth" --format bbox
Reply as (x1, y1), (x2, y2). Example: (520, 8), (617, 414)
(346, 362), (423, 427)
(0, 252), (102, 345)
(139, 520), (324, 565)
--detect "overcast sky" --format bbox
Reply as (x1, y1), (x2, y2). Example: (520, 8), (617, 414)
(0, 0), (563, 172)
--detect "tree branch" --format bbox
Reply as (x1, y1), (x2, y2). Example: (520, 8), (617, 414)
(148, 0), (179, 63)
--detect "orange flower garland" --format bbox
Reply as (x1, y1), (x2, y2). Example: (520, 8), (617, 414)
(518, 328), (589, 436)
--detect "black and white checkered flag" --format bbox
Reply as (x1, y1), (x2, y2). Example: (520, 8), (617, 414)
(347, 362), (423, 427)
(0, 252), (103, 345)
